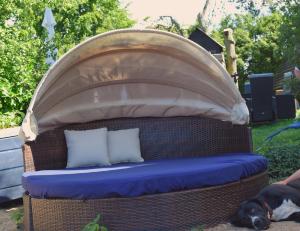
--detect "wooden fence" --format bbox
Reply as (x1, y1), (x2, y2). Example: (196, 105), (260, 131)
(274, 62), (295, 90)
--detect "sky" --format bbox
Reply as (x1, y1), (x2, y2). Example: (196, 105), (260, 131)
(121, 0), (241, 28)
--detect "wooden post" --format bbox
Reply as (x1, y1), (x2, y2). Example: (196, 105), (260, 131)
(224, 28), (238, 86)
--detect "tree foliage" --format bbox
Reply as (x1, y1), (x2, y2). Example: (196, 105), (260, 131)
(217, 0), (300, 91)
(149, 16), (185, 36)
(0, 0), (133, 128)
(277, 0), (300, 65)
(286, 78), (300, 102)
(211, 12), (284, 91)
(230, 0), (274, 16)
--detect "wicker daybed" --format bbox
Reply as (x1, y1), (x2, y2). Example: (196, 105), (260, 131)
(20, 29), (268, 231)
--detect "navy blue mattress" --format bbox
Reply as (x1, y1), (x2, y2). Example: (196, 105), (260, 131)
(22, 153), (267, 199)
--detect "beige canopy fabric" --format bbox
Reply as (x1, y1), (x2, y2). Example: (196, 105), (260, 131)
(20, 29), (249, 141)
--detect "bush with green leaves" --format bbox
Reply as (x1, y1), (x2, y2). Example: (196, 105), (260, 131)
(252, 117), (300, 181)
(10, 208), (24, 229)
(285, 78), (300, 102)
(262, 144), (300, 180)
(0, 0), (134, 128)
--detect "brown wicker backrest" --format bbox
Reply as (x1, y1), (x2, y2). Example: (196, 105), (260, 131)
(23, 116), (252, 172)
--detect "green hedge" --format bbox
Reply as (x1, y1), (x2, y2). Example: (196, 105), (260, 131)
(262, 144), (300, 180)
(252, 117), (300, 181)
(286, 78), (300, 102)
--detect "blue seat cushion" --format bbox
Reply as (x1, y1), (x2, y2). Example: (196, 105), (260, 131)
(22, 153), (267, 199)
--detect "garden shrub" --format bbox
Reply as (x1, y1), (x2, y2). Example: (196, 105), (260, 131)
(10, 208), (24, 229)
(82, 214), (107, 231)
(0, 111), (25, 128)
(285, 78), (300, 102)
(263, 143), (300, 180)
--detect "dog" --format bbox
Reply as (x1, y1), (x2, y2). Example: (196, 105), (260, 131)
(231, 181), (300, 230)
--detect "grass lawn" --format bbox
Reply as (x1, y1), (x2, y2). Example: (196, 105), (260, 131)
(252, 119), (300, 151)
(252, 110), (300, 181)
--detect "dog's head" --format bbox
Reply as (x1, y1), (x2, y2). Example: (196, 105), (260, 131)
(231, 198), (271, 230)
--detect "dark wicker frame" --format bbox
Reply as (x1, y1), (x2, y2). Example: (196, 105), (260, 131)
(22, 117), (268, 231)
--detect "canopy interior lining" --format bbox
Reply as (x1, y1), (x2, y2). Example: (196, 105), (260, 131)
(35, 51), (232, 118)
(20, 29), (249, 141)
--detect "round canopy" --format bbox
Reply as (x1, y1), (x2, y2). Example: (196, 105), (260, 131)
(20, 29), (248, 141)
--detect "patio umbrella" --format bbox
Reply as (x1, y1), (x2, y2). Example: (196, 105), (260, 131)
(42, 7), (57, 65)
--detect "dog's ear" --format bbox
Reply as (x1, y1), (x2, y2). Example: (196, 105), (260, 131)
(248, 198), (265, 208)
(230, 200), (248, 227)
(230, 213), (244, 227)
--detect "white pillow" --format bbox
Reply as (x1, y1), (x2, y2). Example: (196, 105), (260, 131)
(64, 127), (110, 168)
(108, 128), (144, 164)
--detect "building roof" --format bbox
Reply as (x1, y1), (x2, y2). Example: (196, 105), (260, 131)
(189, 28), (224, 54)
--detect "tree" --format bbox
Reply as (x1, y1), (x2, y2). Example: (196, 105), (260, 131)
(0, 0), (134, 128)
(276, 0), (300, 100)
(211, 12), (284, 91)
(196, 0), (213, 31)
(196, 0), (273, 32)
(277, 1), (300, 65)
(150, 16), (184, 36)
(196, 0), (227, 32)
(230, 0), (274, 16)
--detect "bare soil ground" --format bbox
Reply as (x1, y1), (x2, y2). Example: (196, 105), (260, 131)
(0, 200), (22, 231)
(0, 208), (18, 231)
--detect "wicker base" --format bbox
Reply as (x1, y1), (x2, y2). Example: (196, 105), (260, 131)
(23, 171), (268, 231)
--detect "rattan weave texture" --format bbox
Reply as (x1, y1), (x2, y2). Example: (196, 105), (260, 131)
(24, 172), (268, 231)
(22, 116), (267, 231)
(23, 116), (251, 171)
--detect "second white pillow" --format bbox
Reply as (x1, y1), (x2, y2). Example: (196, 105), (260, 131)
(108, 128), (144, 164)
